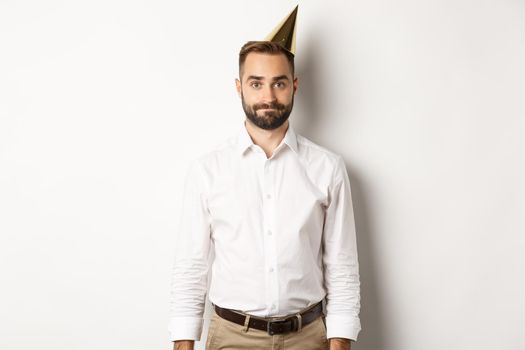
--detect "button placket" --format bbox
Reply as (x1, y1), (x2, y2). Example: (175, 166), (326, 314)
(259, 158), (272, 313)
(262, 159), (279, 314)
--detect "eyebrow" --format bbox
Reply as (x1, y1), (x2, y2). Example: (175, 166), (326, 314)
(246, 75), (290, 82)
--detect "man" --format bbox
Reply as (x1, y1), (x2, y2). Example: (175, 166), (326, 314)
(169, 7), (361, 350)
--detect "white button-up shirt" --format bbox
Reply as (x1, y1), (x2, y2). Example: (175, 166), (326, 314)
(169, 121), (361, 341)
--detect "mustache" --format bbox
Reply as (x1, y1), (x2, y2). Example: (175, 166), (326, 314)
(253, 102), (286, 111)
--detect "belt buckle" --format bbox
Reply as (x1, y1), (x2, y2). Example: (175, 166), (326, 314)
(267, 319), (289, 336)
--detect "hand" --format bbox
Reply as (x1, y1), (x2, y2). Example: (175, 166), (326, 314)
(329, 337), (351, 350)
(173, 340), (194, 350)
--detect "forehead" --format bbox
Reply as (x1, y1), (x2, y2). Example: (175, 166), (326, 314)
(242, 52), (292, 79)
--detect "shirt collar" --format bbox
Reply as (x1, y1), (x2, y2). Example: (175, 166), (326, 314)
(237, 120), (298, 156)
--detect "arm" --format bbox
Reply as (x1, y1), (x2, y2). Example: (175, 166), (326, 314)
(322, 156), (361, 344)
(168, 160), (212, 343)
(329, 338), (352, 350)
(173, 340), (194, 350)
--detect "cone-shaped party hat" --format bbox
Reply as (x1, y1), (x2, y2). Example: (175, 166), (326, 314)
(264, 5), (298, 55)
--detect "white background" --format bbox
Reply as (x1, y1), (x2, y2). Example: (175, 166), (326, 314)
(1, 1), (524, 349)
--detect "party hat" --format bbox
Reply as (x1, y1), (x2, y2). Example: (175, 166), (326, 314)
(264, 5), (298, 55)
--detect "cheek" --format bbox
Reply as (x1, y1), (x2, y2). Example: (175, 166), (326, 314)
(244, 92), (261, 104)
(277, 90), (293, 102)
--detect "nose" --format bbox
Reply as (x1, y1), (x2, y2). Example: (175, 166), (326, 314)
(261, 85), (277, 104)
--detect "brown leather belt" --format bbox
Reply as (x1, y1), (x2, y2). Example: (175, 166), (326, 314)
(213, 301), (324, 335)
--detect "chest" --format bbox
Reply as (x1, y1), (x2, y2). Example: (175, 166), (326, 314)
(207, 155), (330, 230)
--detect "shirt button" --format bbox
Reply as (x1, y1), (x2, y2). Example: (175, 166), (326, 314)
(267, 230), (272, 236)
(269, 267), (274, 273)
(266, 194), (272, 199)
(271, 304), (276, 310)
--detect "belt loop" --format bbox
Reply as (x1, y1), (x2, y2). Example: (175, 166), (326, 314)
(295, 313), (302, 332)
(242, 315), (251, 332)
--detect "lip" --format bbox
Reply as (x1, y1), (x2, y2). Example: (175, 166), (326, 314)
(259, 108), (276, 111)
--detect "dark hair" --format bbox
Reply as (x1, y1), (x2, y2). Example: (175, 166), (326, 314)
(238, 41), (295, 79)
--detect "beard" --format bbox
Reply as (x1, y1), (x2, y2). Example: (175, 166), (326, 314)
(241, 92), (294, 130)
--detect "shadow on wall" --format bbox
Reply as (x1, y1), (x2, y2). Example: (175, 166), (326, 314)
(346, 168), (386, 350)
(297, 28), (387, 350)
(295, 25), (322, 135)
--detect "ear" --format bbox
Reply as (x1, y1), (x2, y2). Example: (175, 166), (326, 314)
(235, 78), (242, 98)
(293, 77), (299, 95)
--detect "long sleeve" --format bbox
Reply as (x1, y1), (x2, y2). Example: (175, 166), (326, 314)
(168, 159), (212, 341)
(322, 156), (361, 341)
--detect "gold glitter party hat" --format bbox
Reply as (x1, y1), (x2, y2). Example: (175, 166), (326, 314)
(264, 5), (298, 55)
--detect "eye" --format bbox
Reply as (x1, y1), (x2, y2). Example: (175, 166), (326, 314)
(274, 82), (286, 88)
(250, 82), (261, 89)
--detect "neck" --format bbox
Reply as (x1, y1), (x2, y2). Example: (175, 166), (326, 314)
(244, 119), (289, 158)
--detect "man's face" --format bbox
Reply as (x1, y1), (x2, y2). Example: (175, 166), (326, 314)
(236, 52), (298, 130)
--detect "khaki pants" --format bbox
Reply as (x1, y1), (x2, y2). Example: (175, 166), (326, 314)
(205, 308), (329, 350)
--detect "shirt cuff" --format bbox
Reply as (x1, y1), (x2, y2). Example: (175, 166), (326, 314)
(168, 317), (204, 341)
(325, 314), (361, 341)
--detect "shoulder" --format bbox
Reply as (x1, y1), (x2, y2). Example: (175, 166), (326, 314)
(187, 133), (238, 173)
(295, 133), (344, 172)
